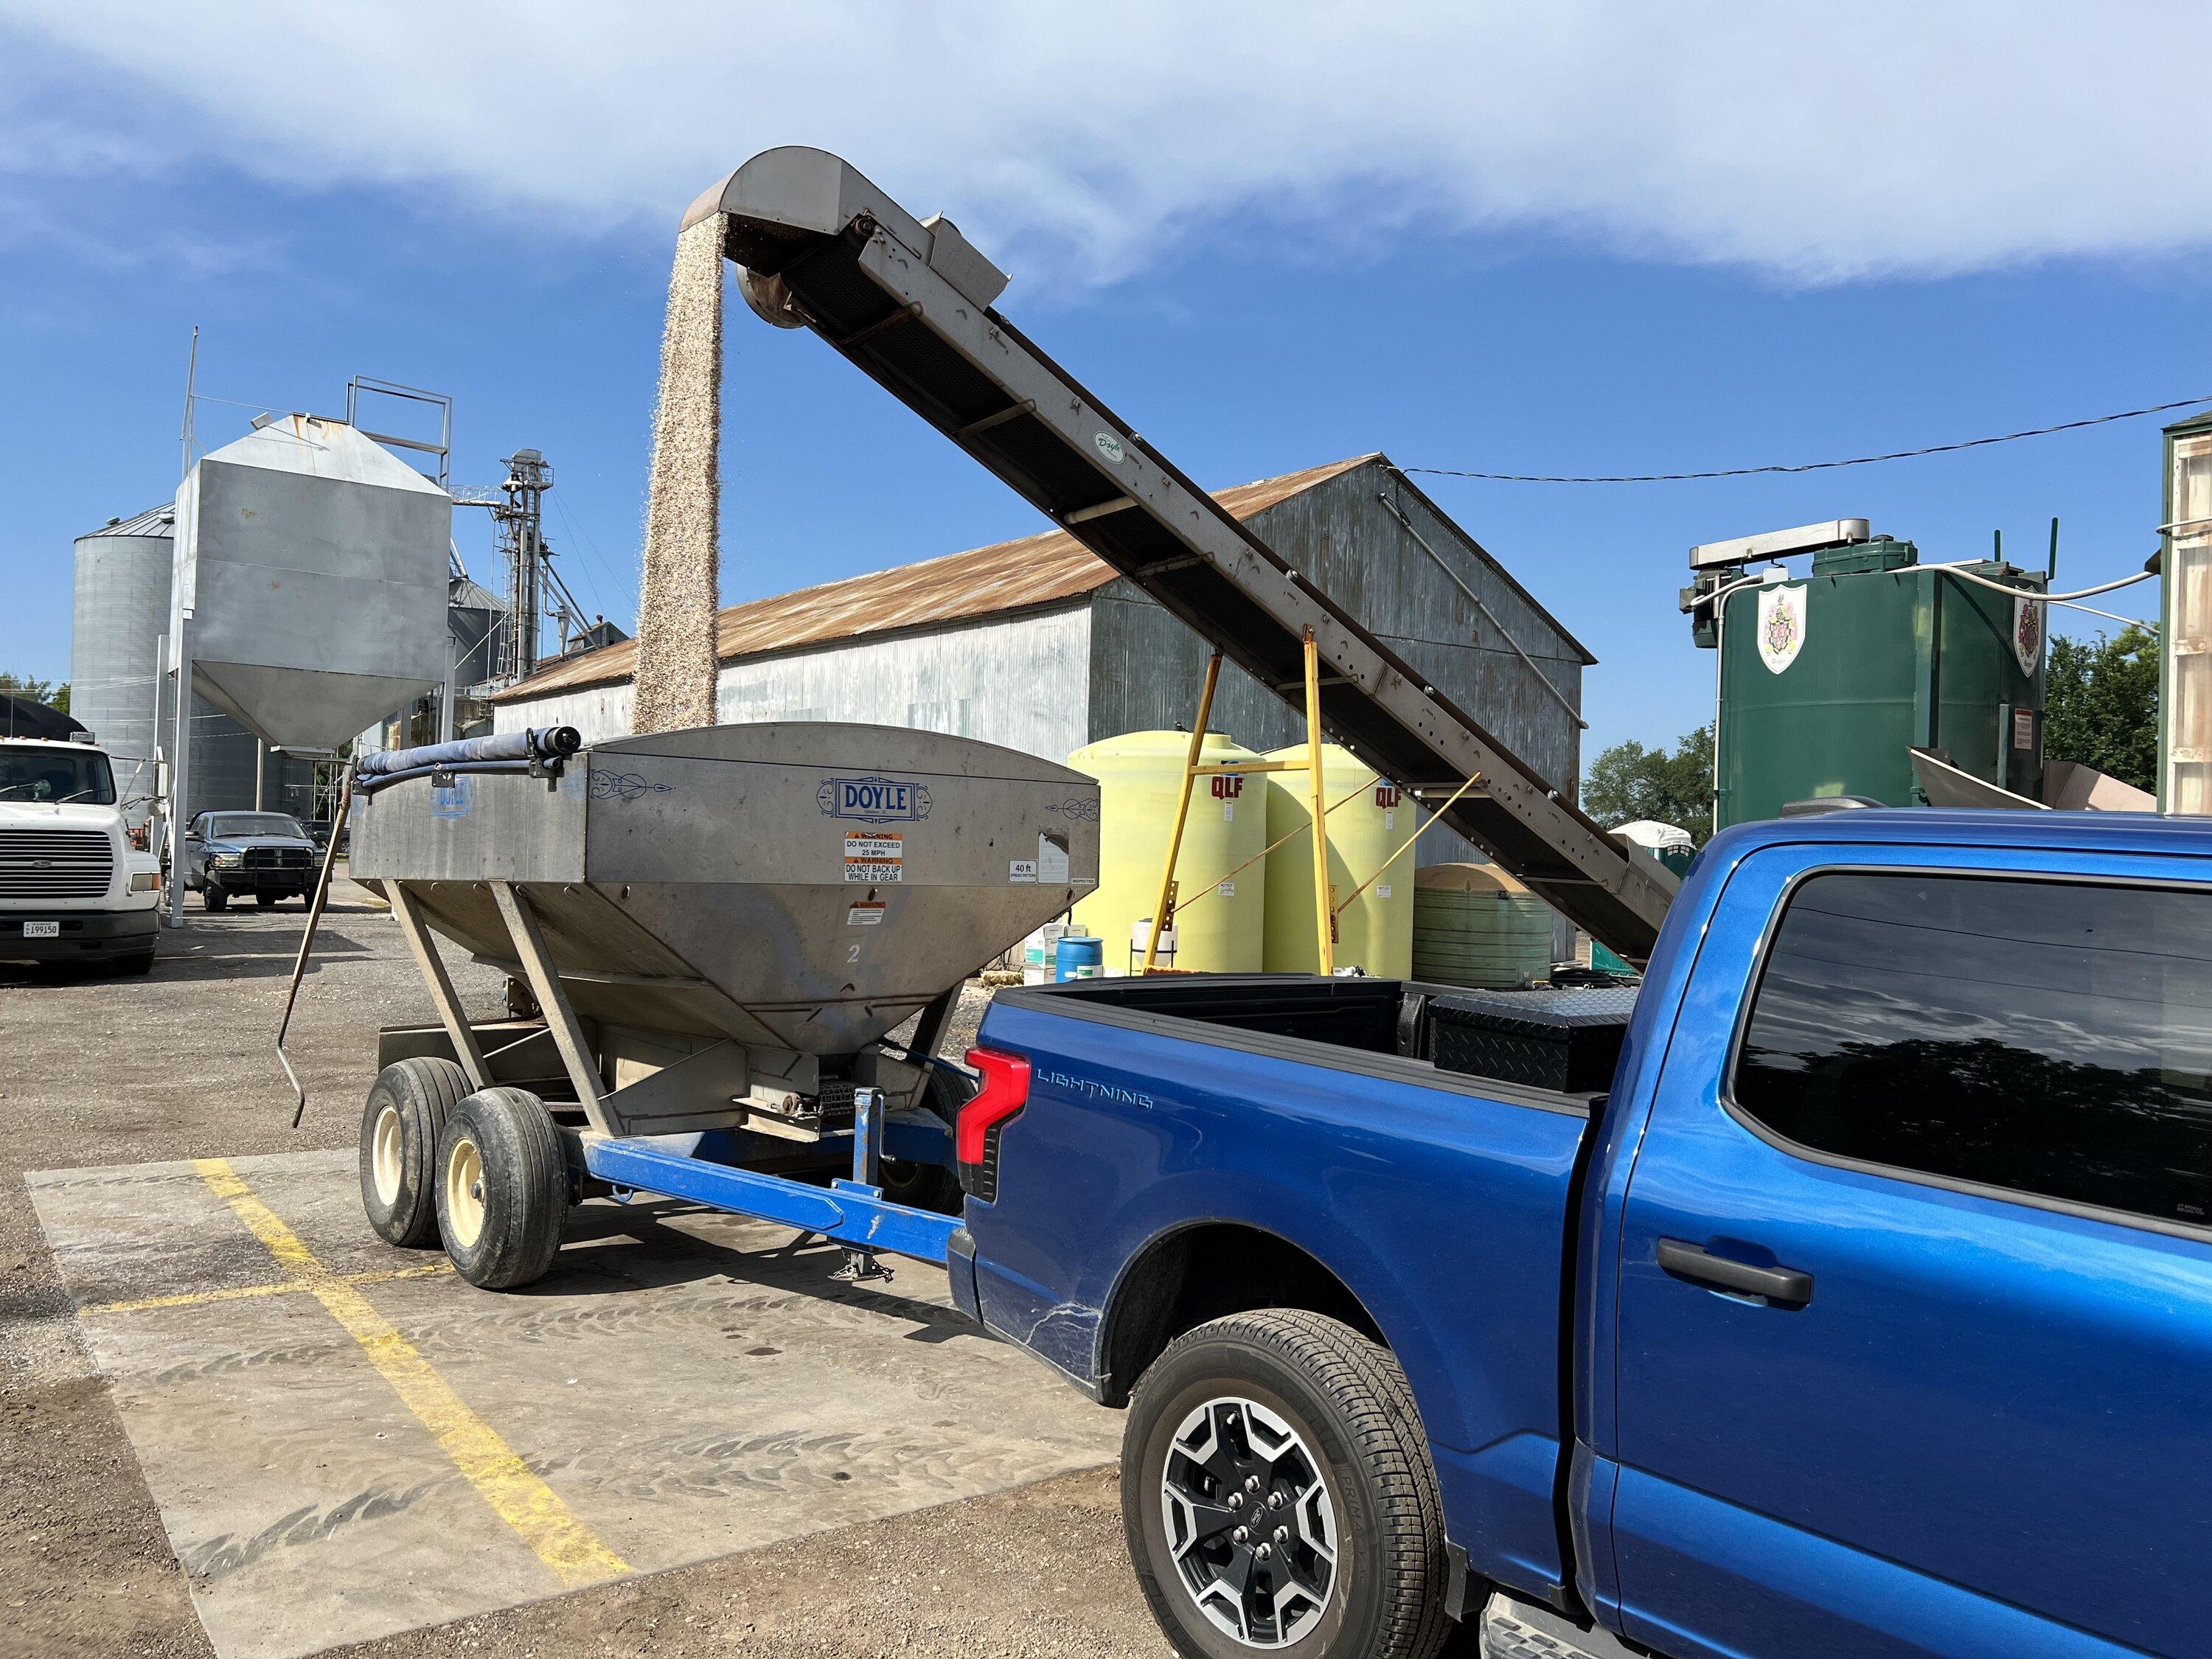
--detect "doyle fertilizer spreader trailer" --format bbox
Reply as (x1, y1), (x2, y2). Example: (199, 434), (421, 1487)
(339, 722), (1097, 1288)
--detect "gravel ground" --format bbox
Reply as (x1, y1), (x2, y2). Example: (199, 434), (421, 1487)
(0, 882), (1180, 1659)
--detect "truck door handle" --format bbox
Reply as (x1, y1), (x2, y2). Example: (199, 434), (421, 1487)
(1656, 1238), (1813, 1307)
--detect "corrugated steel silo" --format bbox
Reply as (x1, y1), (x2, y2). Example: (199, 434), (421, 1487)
(72, 504), (266, 824)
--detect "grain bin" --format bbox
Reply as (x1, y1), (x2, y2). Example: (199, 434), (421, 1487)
(1260, 744), (1413, 978)
(1068, 730), (1267, 973)
(72, 504), (303, 824)
(172, 416), (452, 754)
(1411, 863), (1553, 990)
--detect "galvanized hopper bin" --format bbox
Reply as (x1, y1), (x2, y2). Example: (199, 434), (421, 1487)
(173, 416), (452, 754)
(351, 722), (1099, 1096)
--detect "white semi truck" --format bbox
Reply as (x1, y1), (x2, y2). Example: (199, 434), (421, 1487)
(0, 735), (161, 974)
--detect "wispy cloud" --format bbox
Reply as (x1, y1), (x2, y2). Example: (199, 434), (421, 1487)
(3, 2), (2208, 287)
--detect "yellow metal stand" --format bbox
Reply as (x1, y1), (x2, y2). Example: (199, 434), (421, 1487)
(1141, 630), (1338, 973)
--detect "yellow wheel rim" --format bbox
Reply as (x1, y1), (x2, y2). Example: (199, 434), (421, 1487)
(371, 1105), (405, 1207)
(445, 1135), (486, 1249)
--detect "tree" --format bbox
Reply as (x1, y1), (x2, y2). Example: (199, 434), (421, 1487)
(1582, 724), (1714, 844)
(0, 672), (68, 714)
(2044, 626), (2157, 792)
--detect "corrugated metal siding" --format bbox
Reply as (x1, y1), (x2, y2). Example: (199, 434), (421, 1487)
(498, 606), (1093, 765)
(491, 457), (1369, 705)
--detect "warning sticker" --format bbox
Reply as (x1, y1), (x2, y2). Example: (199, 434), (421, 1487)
(1008, 859), (1037, 883)
(844, 832), (903, 883)
(1037, 833), (1070, 883)
(847, 902), (886, 926)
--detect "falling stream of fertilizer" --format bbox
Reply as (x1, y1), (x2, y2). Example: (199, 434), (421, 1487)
(632, 215), (726, 734)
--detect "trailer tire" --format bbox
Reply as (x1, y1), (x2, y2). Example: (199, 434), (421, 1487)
(360, 1057), (469, 1248)
(435, 1088), (566, 1290)
(1121, 1309), (1450, 1659)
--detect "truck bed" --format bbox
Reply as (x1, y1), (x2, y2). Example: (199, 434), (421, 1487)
(959, 973), (1618, 1608)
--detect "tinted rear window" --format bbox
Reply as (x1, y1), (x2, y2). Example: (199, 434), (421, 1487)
(1733, 872), (2212, 1228)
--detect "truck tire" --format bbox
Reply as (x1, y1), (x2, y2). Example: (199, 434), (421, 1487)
(435, 1088), (567, 1290)
(112, 949), (156, 977)
(1122, 1310), (1450, 1659)
(360, 1057), (469, 1248)
(204, 885), (227, 912)
(255, 891), (274, 908)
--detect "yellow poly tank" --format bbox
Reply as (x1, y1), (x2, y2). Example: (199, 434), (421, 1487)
(1261, 745), (1415, 977)
(1067, 731), (1267, 974)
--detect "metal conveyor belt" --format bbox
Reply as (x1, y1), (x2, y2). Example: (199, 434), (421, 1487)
(685, 147), (1676, 963)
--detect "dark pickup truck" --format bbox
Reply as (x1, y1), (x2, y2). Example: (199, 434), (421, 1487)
(177, 810), (319, 910)
(944, 809), (2212, 1659)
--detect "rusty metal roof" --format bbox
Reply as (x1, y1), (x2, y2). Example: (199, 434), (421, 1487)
(493, 456), (1377, 703)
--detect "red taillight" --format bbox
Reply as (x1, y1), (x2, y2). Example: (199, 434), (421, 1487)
(957, 1047), (1031, 1166)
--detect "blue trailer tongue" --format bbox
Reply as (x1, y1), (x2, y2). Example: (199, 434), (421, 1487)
(684, 147), (1674, 965)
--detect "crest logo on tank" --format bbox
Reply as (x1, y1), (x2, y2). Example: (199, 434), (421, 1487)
(2013, 597), (2045, 678)
(1756, 585), (1808, 675)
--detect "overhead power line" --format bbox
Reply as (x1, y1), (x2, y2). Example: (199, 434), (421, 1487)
(1404, 394), (2212, 484)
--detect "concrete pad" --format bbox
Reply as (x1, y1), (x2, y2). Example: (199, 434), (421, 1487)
(28, 1149), (1119, 1659)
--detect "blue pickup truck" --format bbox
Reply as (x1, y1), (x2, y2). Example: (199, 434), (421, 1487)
(942, 810), (2212, 1659)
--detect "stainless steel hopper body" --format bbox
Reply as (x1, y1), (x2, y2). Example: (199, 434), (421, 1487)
(350, 721), (1098, 1139)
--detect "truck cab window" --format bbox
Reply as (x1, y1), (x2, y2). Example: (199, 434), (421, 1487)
(0, 748), (116, 805)
(1731, 872), (2212, 1228)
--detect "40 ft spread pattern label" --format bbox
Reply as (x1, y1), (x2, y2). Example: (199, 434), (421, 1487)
(844, 832), (903, 883)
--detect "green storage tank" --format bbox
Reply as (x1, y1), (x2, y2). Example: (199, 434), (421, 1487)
(1705, 538), (2046, 831)
(1411, 863), (1553, 990)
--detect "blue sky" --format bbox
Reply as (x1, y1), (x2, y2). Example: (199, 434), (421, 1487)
(1, 4), (2202, 762)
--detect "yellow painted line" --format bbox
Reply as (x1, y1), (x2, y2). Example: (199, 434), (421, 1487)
(81, 1261), (452, 1318)
(190, 1158), (630, 1588)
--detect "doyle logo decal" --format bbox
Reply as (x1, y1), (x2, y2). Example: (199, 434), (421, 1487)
(1093, 431), (1125, 465)
(1036, 1068), (1154, 1110)
(430, 776), (473, 818)
(818, 776), (933, 823)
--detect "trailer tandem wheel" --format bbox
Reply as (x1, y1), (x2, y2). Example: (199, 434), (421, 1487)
(434, 1088), (568, 1290)
(359, 1057), (470, 1249)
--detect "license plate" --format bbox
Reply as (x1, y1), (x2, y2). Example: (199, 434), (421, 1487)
(24, 920), (59, 938)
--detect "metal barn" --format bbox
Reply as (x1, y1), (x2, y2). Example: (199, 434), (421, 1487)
(490, 453), (1593, 870)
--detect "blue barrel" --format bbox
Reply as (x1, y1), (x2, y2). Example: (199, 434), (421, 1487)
(1055, 933), (1104, 981)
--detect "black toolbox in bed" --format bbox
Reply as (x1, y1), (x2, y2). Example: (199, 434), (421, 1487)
(1420, 986), (1638, 1094)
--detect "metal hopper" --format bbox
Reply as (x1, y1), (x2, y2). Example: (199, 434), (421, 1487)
(346, 721), (1099, 1137)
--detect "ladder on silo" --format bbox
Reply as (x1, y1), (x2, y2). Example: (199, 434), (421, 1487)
(691, 149), (1676, 963)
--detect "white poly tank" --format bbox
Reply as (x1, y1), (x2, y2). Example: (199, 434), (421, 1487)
(1068, 730), (1267, 973)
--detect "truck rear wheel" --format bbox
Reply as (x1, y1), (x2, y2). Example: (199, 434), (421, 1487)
(1122, 1310), (1450, 1659)
(435, 1088), (567, 1290)
(360, 1057), (469, 1248)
